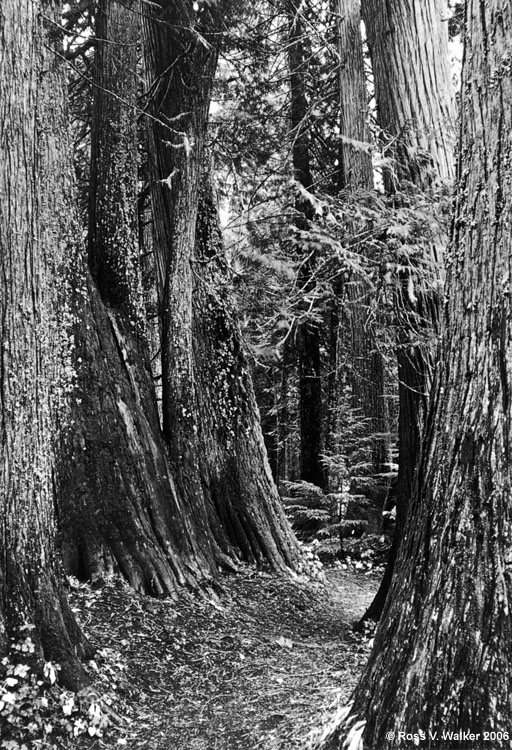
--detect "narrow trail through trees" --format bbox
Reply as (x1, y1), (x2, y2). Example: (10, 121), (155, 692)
(65, 569), (378, 749)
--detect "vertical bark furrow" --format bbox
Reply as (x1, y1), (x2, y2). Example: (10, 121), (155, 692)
(362, 0), (455, 187)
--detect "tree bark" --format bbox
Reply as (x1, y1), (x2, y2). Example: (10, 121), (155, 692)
(0, 0), (91, 688)
(361, 0), (455, 190)
(318, 2), (512, 747)
(277, 341), (295, 482)
(143, 1), (301, 572)
(88, 0), (143, 324)
(58, 0), (214, 595)
(358, 0), (455, 622)
(192, 180), (302, 569)
(336, 0), (373, 191)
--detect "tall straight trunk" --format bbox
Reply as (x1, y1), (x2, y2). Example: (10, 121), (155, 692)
(337, 0), (390, 499)
(58, 0), (214, 595)
(336, 0), (373, 191)
(358, 0), (455, 620)
(0, 0), (90, 688)
(253, 365), (280, 480)
(277, 341), (294, 482)
(287, 0), (327, 490)
(346, 307), (389, 476)
(144, 1), (300, 572)
(361, 0), (455, 190)
(318, 3), (512, 746)
(325, 299), (341, 479)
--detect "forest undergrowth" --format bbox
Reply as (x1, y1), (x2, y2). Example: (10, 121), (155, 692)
(1, 558), (380, 750)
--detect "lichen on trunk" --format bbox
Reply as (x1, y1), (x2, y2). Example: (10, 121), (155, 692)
(191, 179), (301, 571)
(143, 0), (301, 573)
(58, 0), (216, 595)
(0, 0), (91, 688)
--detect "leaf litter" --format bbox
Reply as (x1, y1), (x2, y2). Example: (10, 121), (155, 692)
(59, 565), (379, 750)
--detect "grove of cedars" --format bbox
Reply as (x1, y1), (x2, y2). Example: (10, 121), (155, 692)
(2, 1), (511, 750)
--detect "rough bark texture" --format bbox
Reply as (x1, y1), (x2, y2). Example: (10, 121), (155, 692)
(144, 1), (301, 572)
(192, 183), (302, 569)
(143, 0), (218, 543)
(358, 0), (455, 622)
(336, 0), (373, 191)
(361, 0), (455, 189)
(58, 0), (213, 595)
(59, 280), (213, 594)
(318, 2), (512, 747)
(287, 0), (326, 490)
(0, 1), (90, 688)
(88, 0), (143, 323)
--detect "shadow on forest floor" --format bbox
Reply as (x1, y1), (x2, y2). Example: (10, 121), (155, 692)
(61, 566), (379, 749)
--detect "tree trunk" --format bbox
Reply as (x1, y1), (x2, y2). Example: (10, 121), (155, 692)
(337, 0), (390, 507)
(358, 0), (455, 622)
(336, 0), (373, 191)
(252, 364), (280, 480)
(58, 0), (214, 595)
(143, 1), (301, 572)
(0, 0), (91, 688)
(318, 2), (512, 747)
(192, 180), (302, 569)
(287, 0), (327, 490)
(346, 298), (390, 476)
(297, 320), (326, 489)
(277, 341), (294, 482)
(88, 0), (143, 324)
(361, 0), (455, 190)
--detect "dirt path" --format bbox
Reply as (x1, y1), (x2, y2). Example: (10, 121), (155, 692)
(68, 566), (379, 750)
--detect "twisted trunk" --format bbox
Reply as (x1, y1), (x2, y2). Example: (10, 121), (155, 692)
(58, 0), (213, 595)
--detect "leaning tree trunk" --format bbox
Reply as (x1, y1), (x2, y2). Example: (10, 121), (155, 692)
(287, 0), (327, 490)
(358, 0), (455, 622)
(143, 0), (301, 572)
(337, 0), (390, 505)
(57, 0), (215, 595)
(317, 2), (512, 747)
(192, 178), (302, 568)
(0, 0), (91, 688)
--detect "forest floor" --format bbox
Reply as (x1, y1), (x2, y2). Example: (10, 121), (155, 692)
(2, 557), (381, 749)
(61, 561), (380, 750)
